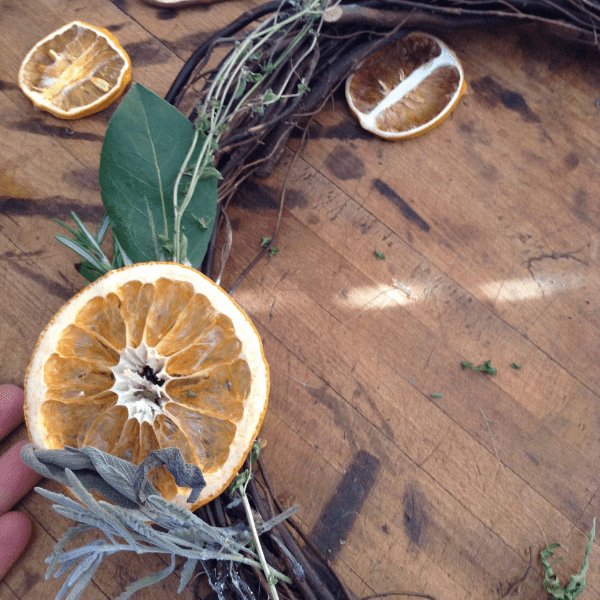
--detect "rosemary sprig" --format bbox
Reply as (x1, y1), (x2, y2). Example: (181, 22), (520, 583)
(54, 212), (131, 283)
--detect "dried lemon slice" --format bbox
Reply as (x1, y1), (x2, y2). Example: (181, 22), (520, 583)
(24, 263), (269, 509)
(18, 21), (132, 120)
(346, 32), (466, 140)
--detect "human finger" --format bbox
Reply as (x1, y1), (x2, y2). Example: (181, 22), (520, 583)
(0, 511), (32, 580)
(0, 385), (25, 440)
(0, 441), (42, 515)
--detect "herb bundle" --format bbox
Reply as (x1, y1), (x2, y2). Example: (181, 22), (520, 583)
(165, 0), (600, 285)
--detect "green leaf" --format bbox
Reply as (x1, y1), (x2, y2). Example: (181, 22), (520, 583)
(99, 83), (217, 268)
(461, 360), (497, 375)
(374, 250), (385, 260)
(249, 440), (261, 466)
(262, 89), (279, 105)
(541, 518), (596, 600)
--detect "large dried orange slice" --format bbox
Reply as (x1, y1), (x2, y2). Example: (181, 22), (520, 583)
(346, 32), (466, 140)
(24, 263), (269, 509)
(18, 21), (131, 120)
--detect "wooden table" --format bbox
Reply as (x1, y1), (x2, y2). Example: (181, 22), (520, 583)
(2, 1), (600, 598)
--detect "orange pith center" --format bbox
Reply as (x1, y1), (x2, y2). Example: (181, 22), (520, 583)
(40, 277), (251, 499)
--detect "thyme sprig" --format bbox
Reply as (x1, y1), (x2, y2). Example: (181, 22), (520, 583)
(230, 441), (282, 599)
(172, 0), (326, 263)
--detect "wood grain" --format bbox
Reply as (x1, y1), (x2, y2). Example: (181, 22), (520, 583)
(1, 0), (600, 598)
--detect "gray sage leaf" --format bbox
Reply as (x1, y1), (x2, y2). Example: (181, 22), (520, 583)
(133, 447), (206, 505)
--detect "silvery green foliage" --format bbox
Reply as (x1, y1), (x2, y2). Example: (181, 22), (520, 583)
(21, 444), (297, 600)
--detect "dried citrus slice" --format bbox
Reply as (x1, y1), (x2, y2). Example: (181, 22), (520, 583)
(24, 263), (269, 509)
(18, 21), (132, 120)
(346, 32), (466, 140)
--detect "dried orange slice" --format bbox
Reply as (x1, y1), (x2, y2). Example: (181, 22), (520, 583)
(18, 21), (132, 120)
(346, 32), (466, 140)
(24, 263), (269, 509)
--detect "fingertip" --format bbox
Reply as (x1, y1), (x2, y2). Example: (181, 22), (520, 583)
(0, 385), (25, 439)
(0, 511), (32, 580)
(0, 441), (43, 514)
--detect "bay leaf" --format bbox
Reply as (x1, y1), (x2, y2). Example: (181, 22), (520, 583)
(99, 83), (217, 268)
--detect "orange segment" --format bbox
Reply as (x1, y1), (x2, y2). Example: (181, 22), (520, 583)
(165, 403), (237, 474)
(117, 281), (155, 348)
(346, 32), (466, 140)
(56, 324), (120, 367)
(75, 294), (126, 350)
(154, 294), (217, 357)
(18, 21), (132, 120)
(43, 354), (114, 401)
(143, 279), (195, 348)
(24, 262), (269, 510)
(40, 392), (117, 449)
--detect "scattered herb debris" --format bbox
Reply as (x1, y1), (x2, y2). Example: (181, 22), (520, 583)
(541, 517), (595, 600)
(510, 363), (522, 370)
(461, 360), (497, 375)
(186, 391), (196, 397)
(431, 393), (443, 399)
(375, 250), (386, 260)
(194, 216), (209, 231)
(269, 247), (279, 257)
(261, 237), (272, 248)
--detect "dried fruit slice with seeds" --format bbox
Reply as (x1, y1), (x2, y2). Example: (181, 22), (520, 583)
(346, 32), (466, 140)
(24, 262), (269, 509)
(18, 21), (131, 119)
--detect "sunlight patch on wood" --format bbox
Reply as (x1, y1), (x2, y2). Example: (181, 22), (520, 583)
(479, 273), (583, 303)
(336, 281), (420, 311)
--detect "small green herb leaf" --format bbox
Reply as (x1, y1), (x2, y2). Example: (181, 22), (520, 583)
(510, 363), (522, 369)
(269, 247), (279, 257)
(374, 250), (386, 260)
(186, 391), (196, 398)
(261, 237), (272, 248)
(249, 440), (261, 466)
(431, 393), (443, 399)
(193, 216), (209, 231)
(461, 360), (497, 375)
(262, 89), (279, 105)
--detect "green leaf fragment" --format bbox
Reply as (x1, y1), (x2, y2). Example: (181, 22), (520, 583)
(541, 518), (596, 599)
(250, 440), (261, 466)
(269, 247), (279, 257)
(261, 237), (272, 248)
(262, 89), (279, 105)
(510, 363), (522, 369)
(375, 250), (385, 260)
(461, 360), (497, 375)
(431, 393), (443, 399)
